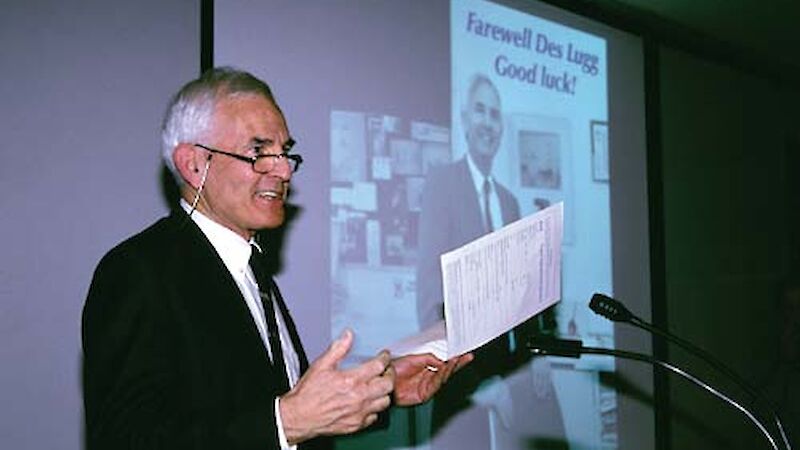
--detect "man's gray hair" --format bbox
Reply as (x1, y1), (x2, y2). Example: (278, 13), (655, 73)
(160, 66), (278, 183)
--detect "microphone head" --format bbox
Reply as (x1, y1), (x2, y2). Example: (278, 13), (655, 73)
(589, 293), (634, 322)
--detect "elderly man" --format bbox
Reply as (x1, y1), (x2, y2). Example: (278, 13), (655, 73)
(82, 67), (469, 450)
(416, 73), (563, 449)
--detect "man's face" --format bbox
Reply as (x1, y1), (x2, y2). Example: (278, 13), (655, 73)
(195, 94), (293, 239)
(462, 82), (503, 161)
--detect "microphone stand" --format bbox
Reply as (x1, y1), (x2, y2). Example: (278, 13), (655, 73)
(526, 338), (786, 450)
(589, 293), (792, 449)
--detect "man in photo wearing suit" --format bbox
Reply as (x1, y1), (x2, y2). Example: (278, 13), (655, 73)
(82, 67), (469, 450)
(417, 73), (564, 449)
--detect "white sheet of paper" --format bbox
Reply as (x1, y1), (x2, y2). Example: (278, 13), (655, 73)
(442, 202), (563, 357)
(388, 203), (563, 359)
(387, 320), (448, 361)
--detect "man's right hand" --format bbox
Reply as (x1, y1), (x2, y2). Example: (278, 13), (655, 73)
(278, 329), (394, 445)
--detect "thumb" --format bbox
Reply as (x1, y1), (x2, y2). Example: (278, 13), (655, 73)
(313, 328), (354, 371)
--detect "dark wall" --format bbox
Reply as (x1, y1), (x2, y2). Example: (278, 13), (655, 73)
(658, 45), (800, 449)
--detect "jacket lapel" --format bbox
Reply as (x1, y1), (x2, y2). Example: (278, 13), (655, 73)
(164, 212), (284, 381)
(268, 279), (309, 373)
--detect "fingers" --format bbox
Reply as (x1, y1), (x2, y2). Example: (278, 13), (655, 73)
(458, 352), (475, 365)
(344, 349), (391, 381)
(364, 355), (395, 403)
(312, 329), (354, 371)
(366, 389), (392, 412)
(362, 413), (379, 429)
(353, 352), (394, 413)
(376, 349), (392, 369)
(390, 353), (445, 406)
(280, 343), (396, 442)
(381, 360), (396, 382)
(452, 353), (474, 372)
(393, 353), (445, 375)
(413, 353), (447, 371)
(435, 353), (472, 383)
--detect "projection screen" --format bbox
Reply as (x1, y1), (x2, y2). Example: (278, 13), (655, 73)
(215, 1), (652, 448)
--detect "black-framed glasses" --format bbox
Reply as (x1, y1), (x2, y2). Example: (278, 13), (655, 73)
(193, 141), (303, 173)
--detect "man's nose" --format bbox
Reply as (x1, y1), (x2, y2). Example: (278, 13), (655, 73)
(477, 111), (490, 125)
(269, 157), (293, 181)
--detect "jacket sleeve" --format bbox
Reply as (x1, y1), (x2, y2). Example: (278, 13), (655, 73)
(81, 244), (281, 450)
(416, 166), (457, 330)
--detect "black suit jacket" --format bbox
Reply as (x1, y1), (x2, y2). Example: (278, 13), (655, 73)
(82, 210), (325, 450)
(417, 157), (520, 330)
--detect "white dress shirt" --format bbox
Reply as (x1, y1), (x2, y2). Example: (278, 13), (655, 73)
(180, 200), (298, 449)
(463, 157), (517, 351)
(466, 153), (503, 231)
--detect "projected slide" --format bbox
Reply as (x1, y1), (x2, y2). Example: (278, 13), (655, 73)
(457, 2), (615, 448)
(329, 2), (615, 449)
(450, 2), (613, 345)
(330, 113), (449, 359)
(217, 0), (651, 448)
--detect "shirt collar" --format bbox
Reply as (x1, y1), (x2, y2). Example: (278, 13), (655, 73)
(466, 152), (493, 196)
(180, 199), (254, 275)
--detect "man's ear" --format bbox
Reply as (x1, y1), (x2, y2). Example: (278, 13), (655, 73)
(173, 143), (202, 189)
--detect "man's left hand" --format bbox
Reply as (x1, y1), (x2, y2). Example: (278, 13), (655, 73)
(391, 353), (473, 406)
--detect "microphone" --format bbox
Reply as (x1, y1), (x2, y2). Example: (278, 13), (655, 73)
(589, 292), (634, 323)
(526, 337), (787, 450)
(589, 293), (760, 400)
(588, 293), (792, 450)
